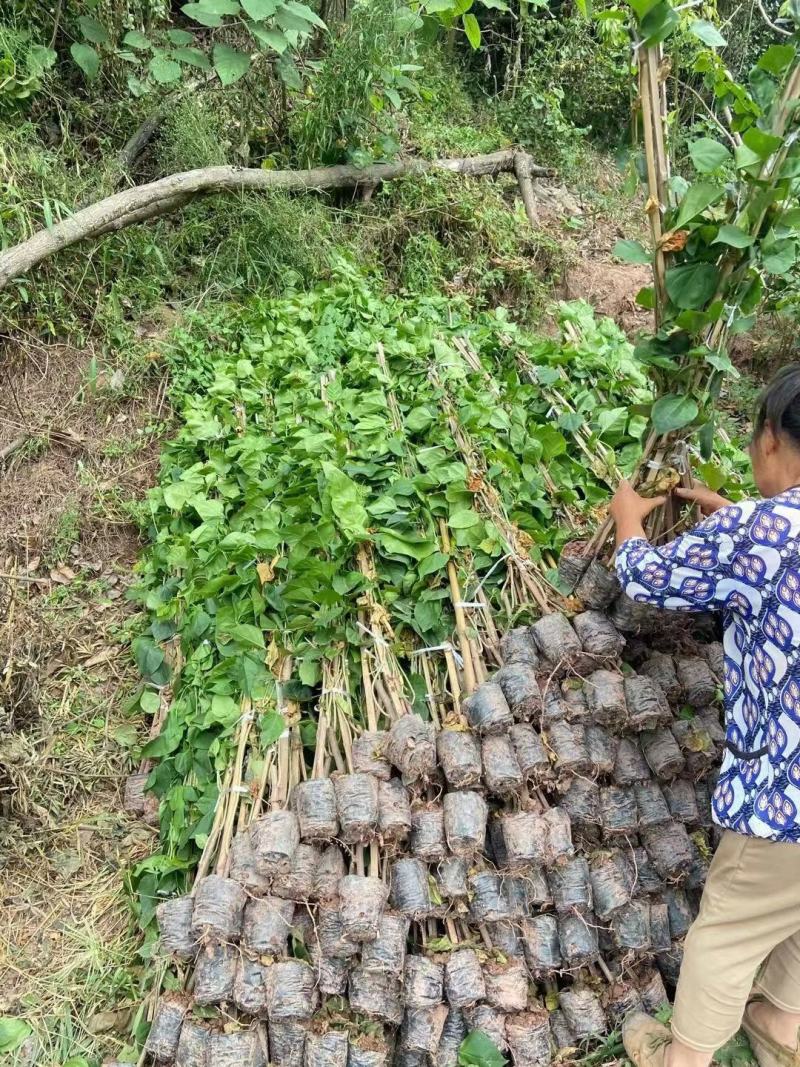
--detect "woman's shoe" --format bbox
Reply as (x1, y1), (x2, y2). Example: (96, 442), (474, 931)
(742, 999), (799, 1067)
(623, 1012), (673, 1067)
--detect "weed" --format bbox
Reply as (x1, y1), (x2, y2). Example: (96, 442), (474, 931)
(156, 94), (231, 174)
(13, 434), (49, 463)
(357, 170), (571, 318)
(47, 501), (81, 564)
(289, 0), (413, 166)
(407, 46), (508, 160)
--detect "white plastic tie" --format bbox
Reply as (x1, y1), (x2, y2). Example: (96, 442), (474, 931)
(357, 621), (390, 648)
(226, 785), (250, 795)
(454, 601), (483, 609)
(412, 642), (464, 669)
(320, 687), (350, 698)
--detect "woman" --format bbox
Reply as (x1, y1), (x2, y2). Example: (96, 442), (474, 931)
(611, 365), (800, 1067)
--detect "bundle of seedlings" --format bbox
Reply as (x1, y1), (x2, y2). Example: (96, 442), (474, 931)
(139, 590), (729, 1067)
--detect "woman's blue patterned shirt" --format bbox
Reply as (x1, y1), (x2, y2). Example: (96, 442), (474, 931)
(616, 488), (800, 843)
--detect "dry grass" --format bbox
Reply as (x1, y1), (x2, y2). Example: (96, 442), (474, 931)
(0, 337), (168, 1063)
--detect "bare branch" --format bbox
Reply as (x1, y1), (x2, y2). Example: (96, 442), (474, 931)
(0, 151), (554, 292)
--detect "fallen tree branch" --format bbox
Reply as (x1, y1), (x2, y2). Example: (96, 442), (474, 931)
(0, 149), (554, 292)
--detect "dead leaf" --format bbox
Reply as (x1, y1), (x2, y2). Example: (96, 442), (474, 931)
(83, 649), (115, 668)
(466, 471), (485, 493)
(257, 560), (274, 585)
(49, 566), (75, 584)
(86, 1008), (131, 1034)
(51, 849), (82, 878)
(109, 368), (125, 391)
(659, 229), (689, 252)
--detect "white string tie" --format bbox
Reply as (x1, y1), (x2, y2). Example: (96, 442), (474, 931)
(357, 621), (390, 647)
(412, 642), (464, 669)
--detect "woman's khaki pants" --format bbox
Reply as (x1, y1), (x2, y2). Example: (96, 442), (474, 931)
(672, 830), (800, 1052)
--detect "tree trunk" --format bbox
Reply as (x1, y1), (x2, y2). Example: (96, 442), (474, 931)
(0, 150), (553, 292)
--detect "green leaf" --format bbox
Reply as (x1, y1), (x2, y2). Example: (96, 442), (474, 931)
(636, 286), (656, 309)
(213, 44), (251, 85)
(640, 1), (679, 45)
(281, 1), (327, 28)
(613, 239), (650, 264)
(651, 394), (699, 435)
(260, 710), (285, 747)
(70, 42), (100, 79)
(705, 347), (738, 376)
(741, 126), (783, 161)
(762, 239), (797, 275)
(322, 462), (369, 540)
(194, 0), (242, 11)
(167, 29), (195, 44)
(132, 636), (170, 685)
(0, 1018), (32, 1054)
(448, 508), (482, 530)
(712, 224), (754, 248)
(418, 551), (450, 578)
(757, 43), (796, 75)
(276, 52), (302, 89)
(462, 13), (481, 48)
(698, 420), (715, 461)
(206, 695), (240, 726)
(665, 262), (720, 309)
(140, 689), (161, 714)
(249, 24), (290, 51)
(376, 529), (437, 560)
(242, 0), (279, 16)
(689, 19), (726, 46)
(172, 47), (212, 70)
(534, 425), (567, 460)
(149, 54), (183, 83)
(123, 30), (152, 49)
(78, 15), (110, 43)
(459, 1030), (508, 1067)
(675, 182), (725, 227)
(689, 137), (731, 173)
(233, 654), (269, 698)
(181, 3), (224, 27)
(222, 622), (266, 648)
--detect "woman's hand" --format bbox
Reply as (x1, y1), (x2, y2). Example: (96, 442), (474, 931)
(674, 483), (728, 517)
(610, 480), (666, 525)
(610, 480), (666, 548)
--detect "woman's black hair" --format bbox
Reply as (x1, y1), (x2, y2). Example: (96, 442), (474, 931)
(754, 364), (800, 448)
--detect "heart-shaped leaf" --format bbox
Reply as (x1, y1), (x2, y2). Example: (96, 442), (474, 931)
(213, 43), (251, 85)
(70, 43), (100, 79)
(676, 182), (725, 227)
(666, 262), (720, 308)
(613, 239), (651, 264)
(651, 394), (699, 435)
(689, 137), (731, 173)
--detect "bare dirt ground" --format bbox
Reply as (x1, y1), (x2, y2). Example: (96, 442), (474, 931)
(0, 338), (167, 1063)
(562, 260), (652, 339)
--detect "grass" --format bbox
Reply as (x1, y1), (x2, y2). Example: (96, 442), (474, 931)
(0, 576), (153, 1066)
